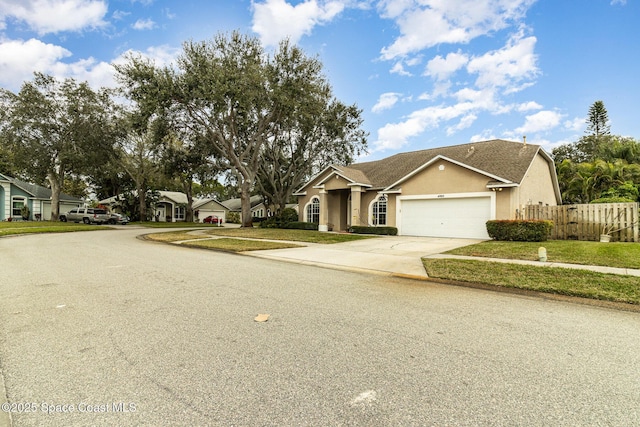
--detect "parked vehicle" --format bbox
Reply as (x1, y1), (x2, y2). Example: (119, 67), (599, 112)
(203, 215), (221, 224)
(60, 207), (110, 224)
(108, 213), (129, 225)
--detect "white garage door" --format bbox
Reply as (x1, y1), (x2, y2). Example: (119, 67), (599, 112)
(400, 197), (492, 239)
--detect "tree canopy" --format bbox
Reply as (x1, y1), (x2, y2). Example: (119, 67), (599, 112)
(116, 31), (366, 226)
(0, 73), (121, 219)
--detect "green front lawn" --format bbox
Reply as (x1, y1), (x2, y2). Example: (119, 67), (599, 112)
(446, 240), (640, 269)
(0, 221), (106, 236)
(423, 259), (640, 305)
(204, 227), (375, 244)
(423, 240), (640, 305)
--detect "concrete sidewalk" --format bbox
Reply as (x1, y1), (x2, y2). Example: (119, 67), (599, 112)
(244, 235), (640, 279)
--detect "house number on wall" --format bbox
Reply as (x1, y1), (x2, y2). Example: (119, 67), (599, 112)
(437, 194), (445, 198)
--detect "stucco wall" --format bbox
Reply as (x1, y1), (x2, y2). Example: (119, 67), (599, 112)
(400, 161), (491, 195)
(517, 153), (558, 208)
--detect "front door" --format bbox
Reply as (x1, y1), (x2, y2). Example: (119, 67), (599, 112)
(156, 206), (166, 222)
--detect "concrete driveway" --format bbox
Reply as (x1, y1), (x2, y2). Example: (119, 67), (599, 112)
(248, 235), (483, 278)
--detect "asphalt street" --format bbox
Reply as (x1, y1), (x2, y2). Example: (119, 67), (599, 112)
(1, 228), (639, 426)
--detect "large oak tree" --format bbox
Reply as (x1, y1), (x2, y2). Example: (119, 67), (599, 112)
(116, 32), (366, 226)
(0, 73), (120, 220)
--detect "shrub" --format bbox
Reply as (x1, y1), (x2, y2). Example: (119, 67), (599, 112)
(259, 208), (300, 229)
(349, 226), (398, 235)
(226, 212), (240, 224)
(486, 220), (553, 242)
(590, 197), (636, 204)
(285, 221), (318, 230)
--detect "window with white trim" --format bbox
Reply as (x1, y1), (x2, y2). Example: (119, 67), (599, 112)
(306, 197), (320, 223)
(372, 195), (387, 226)
(12, 197), (26, 217)
(174, 206), (185, 220)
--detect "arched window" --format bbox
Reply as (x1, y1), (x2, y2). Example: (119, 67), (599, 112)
(372, 195), (387, 226)
(306, 197), (320, 223)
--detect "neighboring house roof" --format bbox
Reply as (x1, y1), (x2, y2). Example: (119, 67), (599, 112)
(99, 190), (190, 206)
(297, 139), (557, 194)
(0, 173), (82, 203)
(192, 198), (228, 211)
(221, 195), (264, 211)
(159, 191), (188, 204)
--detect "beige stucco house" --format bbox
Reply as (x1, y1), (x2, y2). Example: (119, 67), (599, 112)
(295, 139), (561, 239)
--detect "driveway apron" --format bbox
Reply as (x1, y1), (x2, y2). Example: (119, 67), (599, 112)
(245, 236), (483, 278)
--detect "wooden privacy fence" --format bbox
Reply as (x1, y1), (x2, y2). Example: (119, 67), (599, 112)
(524, 203), (639, 242)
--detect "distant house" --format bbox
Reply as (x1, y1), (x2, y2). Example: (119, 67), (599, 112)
(193, 198), (229, 223)
(99, 191), (268, 223)
(295, 139), (561, 239)
(221, 195), (267, 218)
(0, 173), (83, 221)
(99, 190), (192, 222)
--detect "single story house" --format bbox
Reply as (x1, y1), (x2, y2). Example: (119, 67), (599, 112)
(99, 191), (266, 223)
(294, 139), (561, 239)
(221, 195), (267, 218)
(99, 190), (192, 222)
(193, 198), (229, 223)
(0, 173), (83, 221)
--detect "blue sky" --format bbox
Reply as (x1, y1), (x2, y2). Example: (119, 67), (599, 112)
(0, 0), (637, 161)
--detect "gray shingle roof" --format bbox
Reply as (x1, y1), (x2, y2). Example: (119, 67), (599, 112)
(332, 139), (544, 190)
(1, 174), (82, 202)
(221, 195), (264, 211)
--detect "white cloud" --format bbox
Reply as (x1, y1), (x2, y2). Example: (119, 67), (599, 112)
(379, 0), (536, 60)
(611, 0), (626, 5)
(446, 114), (477, 136)
(516, 101), (542, 112)
(515, 110), (564, 134)
(374, 102), (475, 150)
(0, 36), (180, 91)
(251, 0), (345, 47)
(0, 0), (108, 34)
(372, 92), (401, 113)
(389, 61), (412, 76)
(113, 10), (130, 20)
(0, 38), (71, 89)
(564, 116), (585, 132)
(132, 18), (156, 30)
(467, 30), (539, 91)
(425, 51), (468, 81)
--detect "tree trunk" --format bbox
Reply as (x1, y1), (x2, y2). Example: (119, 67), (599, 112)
(136, 179), (147, 221)
(184, 179), (194, 222)
(47, 171), (63, 222)
(240, 179), (253, 228)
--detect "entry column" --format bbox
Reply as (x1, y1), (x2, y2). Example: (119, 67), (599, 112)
(318, 189), (329, 232)
(350, 185), (362, 226)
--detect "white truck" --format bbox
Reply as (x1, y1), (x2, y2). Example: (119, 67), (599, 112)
(60, 207), (110, 224)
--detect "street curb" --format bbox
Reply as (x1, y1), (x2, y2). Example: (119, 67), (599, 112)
(0, 367), (11, 427)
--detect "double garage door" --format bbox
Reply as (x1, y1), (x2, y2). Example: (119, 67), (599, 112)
(399, 196), (492, 239)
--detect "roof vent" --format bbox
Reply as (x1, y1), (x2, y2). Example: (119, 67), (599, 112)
(523, 135), (527, 145)
(466, 146), (475, 157)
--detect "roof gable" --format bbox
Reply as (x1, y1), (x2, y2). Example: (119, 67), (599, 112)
(348, 139), (545, 189)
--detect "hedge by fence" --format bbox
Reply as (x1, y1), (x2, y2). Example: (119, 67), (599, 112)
(486, 220), (553, 242)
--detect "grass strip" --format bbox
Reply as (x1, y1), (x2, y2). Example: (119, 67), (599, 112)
(446, 240), (640, 269)
(0, 223), (106, 235)
(143, 231), (212, 242)
(182, 238), (302, 252)
(204, 227), (374, 244)
(423, 259), (640, 304)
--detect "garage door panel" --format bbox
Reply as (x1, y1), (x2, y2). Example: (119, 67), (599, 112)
(400, 197), (491, 239)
